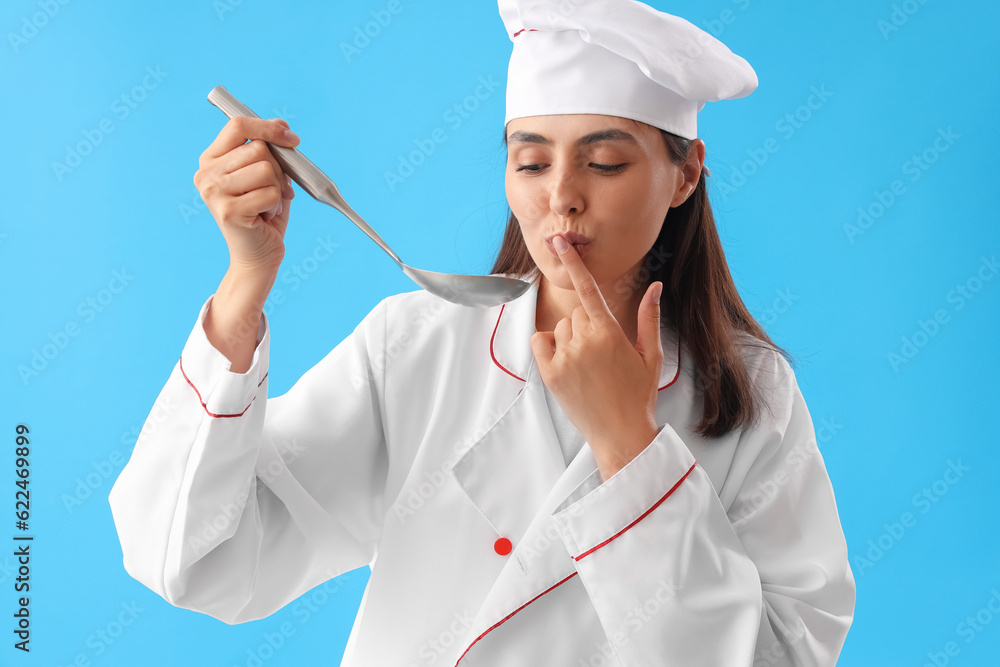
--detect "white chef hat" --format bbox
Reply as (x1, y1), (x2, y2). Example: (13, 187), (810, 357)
(499, 0), (758, 140)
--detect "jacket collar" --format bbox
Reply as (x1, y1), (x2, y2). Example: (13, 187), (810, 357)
(489, 271), (682, 390)
(449, 272), (684, 662)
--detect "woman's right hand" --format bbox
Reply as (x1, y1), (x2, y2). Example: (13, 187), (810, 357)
(194, 116), (300, 273)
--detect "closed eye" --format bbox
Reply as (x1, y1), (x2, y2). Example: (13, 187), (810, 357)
(513, 163), (628, 174)
(591, 163), (628, 173)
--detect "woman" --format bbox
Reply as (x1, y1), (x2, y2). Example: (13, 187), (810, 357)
(110, 1), (855, 665)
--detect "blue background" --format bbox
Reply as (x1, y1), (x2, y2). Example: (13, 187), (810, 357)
(2, 0), (998, 665)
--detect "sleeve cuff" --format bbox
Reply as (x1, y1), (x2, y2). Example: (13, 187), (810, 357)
(551, 423), (698, 559)
(177, 294), (270, 419)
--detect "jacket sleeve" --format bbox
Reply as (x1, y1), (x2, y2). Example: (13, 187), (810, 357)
(548, 350), (855, 666)
(108, 294), (390, 624)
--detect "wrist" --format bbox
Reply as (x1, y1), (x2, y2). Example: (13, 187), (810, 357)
(592, 421), (661, 483)
(208, 267), (276, 341)
(219, 263), (278, 305)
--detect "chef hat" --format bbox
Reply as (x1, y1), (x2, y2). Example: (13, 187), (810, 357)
(499, 0), (758, 140)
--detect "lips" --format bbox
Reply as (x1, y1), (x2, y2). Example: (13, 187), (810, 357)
(547, 231), (592, 246)
(545, 233), (592, 259)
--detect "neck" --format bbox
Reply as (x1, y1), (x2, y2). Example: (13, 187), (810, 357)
(534, 273), (646, 347)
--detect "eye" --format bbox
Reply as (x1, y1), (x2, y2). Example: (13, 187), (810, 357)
(515, 164), (545, 173)
(591, 163), (628, 173)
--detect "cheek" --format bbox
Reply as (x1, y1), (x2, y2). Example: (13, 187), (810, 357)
(506, 177), (547, 224)
(623, 174), (670, 234)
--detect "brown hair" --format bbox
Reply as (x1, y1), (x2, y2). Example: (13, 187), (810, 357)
(490, 125), (795, 439)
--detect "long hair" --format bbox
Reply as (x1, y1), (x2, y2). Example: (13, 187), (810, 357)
(490, 126), (794, 439)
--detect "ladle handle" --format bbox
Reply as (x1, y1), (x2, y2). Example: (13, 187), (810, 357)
(206, 85), (404, 265)
(207, 85), (333, 206)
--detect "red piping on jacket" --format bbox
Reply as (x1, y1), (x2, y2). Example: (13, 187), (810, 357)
(489, 303), (682, 390)
(453, 571), (578, 666)
(574, 460), (697, 560)
(452, 459), (697, 664)
(179, 355), (267, 419)
(512, 28), (537, 37)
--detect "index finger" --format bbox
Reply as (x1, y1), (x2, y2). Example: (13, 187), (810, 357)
(554, 235), (614, 322)
(202, 116), (299, 163)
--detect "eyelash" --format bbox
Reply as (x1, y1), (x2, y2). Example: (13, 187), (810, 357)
(515, 163), (628, 174)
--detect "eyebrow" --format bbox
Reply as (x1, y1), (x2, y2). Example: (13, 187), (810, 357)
(507, 128), (639, 146)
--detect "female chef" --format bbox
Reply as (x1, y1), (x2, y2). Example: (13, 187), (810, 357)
(110, 0), (856, 665)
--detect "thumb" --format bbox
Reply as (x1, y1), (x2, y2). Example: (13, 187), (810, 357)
(635, 281), (663, 367)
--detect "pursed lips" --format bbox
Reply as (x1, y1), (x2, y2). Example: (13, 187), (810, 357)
(544, 235), (592, 258)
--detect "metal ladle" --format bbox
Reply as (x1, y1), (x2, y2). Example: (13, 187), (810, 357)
(207, 86), (531, 308)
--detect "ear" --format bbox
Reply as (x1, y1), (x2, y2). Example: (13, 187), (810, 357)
(670, 138), (706, 207)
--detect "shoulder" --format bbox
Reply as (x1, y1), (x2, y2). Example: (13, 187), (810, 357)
(679, 328), (795, 395)
(731, 329), (799, 426)
(381, 288), (493, 326)
(733, 330), (794, 383)
(369, 287), (501, 353)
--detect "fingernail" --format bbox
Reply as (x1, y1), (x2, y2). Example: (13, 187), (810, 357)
(652, 281), (662, 301)
(553, 235), (569, 254)
(284, 129), (299, 143)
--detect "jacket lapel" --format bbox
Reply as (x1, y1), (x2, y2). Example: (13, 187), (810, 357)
(447, 272), (683, 660)
(448, 272), (568, 554)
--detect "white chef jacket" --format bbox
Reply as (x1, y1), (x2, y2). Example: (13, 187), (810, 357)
(108, 274), (855, 666)
(542, 383), (586, 466)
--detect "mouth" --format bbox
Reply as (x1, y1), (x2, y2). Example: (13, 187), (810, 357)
(546, 231), (592, 245)
(545, 235), (592, 259)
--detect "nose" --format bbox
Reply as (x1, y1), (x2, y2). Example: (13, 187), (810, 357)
(548, 165), (584, 218)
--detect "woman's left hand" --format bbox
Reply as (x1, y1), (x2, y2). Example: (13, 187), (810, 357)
(529, 235), (664, 482)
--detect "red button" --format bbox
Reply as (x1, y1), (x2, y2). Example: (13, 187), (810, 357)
(494, 538), (512, 555)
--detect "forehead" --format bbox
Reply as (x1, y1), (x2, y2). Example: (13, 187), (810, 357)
(505, 114), (659, 147)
